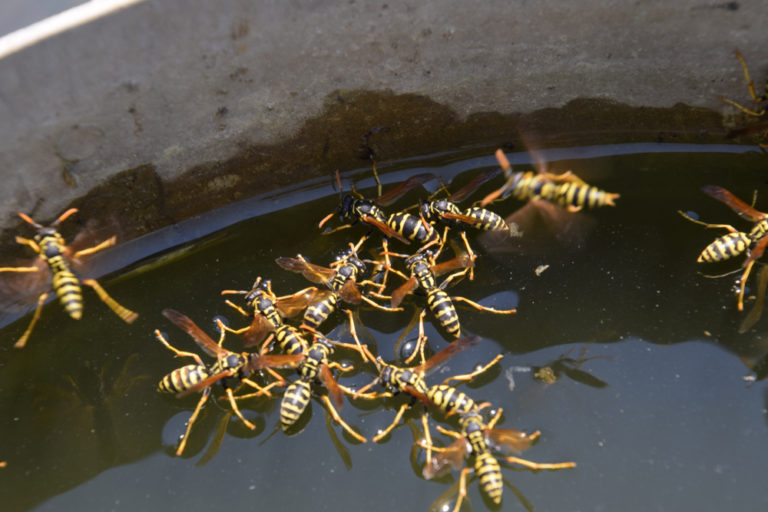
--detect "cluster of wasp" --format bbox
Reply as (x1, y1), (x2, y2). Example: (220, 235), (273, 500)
(0, 148), (623, 509)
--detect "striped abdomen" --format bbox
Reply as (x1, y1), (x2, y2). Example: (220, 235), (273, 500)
(427, 289), (460, 338)
(551, 182), (613, 209)
(275, 325), (309, 355)
(426, 384), (477, 416)
(387, 212), (440, 245)
(302, 293), (338, 329)
(158, 364), (210, 394)
(281, 379), (311, 429)
(474, 451), (503, 504)
(46, 252), (83, 320)
(463, 207), (508, 232)
(299, 339), (333, 382)
(698, 232), (750, 263)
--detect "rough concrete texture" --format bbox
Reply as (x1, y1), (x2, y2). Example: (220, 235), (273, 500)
(0, 0), (766, 237)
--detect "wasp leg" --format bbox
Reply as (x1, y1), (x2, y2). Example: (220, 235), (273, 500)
(738, 260), (756, 311)
(154, 329), (206, 366)
(72, 236), (116, 259)
(13, 236), (41, 253)
(0, 265), (40, 272)
(421, 412), (433, 470)
(321, 394), (367, 443)
(373, 402), (410, 442)
(677, 211), (740, 232)
(503, 455), (576, 471)
(176, 388), (211, 456)
(224, 387), (256, 430)
(452, 466), (473, 512)
(13, 291), (50, 348)
(452, 296), (516, 315)
(81, 279), (138, 323)
(719, 50), (767, 117)
(441, 354), (504, 386)
(344, 309), (377, 363)
(404, 309), (429, 365)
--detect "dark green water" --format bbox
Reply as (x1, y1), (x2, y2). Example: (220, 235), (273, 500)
(1, 144), (767, 511)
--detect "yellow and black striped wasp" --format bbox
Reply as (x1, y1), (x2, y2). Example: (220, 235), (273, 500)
(418, 407), (576, 511)
(275, 335), (368, 443)
(155, 308), (301, 456)
(385, 248), (515, 340)
(318, 167), (441, 246)
(719, 49), (767, 148)
(0, 208), (137, 348)
(482, 148), (620, 211)
(275, 235), (400, 333)
(679, 185), (768, 311)
(221, 277), (318, 354)
(353, 334), (502, 442)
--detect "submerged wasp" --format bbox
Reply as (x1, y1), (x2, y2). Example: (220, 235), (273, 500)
(155, 309), (299, 456)
(0, 208), (137, 348)
(679, 185), (768, 311)
(419, 407), (575, 510)
(482, 149), (620, 211)
(719, 50), (767, 147)
(318, 167), (440, 246)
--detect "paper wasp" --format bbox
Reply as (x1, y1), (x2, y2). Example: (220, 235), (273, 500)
(719, 49), (767, 147)
(275, 236), (399, 332)
(385, 249), (515, 340)
(221, 277), (316, 353)
(155, 308), (299, 456)
(275, 335), (368, 443)
(482, 148), (620, 211)
(418, 407), (576, 510)
(354, 334), (502, 442)
(318, 167), (440, 246)
(0, 208), (137, 348)
(679, 185), (768, 310)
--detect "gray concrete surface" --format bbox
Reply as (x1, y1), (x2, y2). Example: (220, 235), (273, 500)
(0, 0), (766, 237)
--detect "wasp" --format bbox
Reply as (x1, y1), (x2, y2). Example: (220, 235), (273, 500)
(353, 334), (502, 442)
(385, 249), (515, 340)
(155, 308), (300, 456)
(221, 277), (317, 354)
(276, 335), (367, 443)
(679, 185), (768, 311)
(419, 407), (576, 510)
(482, 149), (620, 211)
(318, 167), (440, 246)
(719, 50), (767, 148)
(0, 208), (138, 348)
(275, 236), (399, 334)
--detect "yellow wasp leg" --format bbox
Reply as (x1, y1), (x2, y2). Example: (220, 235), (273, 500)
(73, 236), (116, 258)
(176, 389), (211, 456)
(14, 291), (50, 348)
(0, 265), (40, 272)
(81, 279), (138, 323)
(440, 354), (504, 386)
(452, 295), (517, 315)
(224, 387), (256, 430)
(321, 394), (367, 443)
(372, 402), (410, 442)
(154, 329), (205, 366)
(14, 236), (41, 253)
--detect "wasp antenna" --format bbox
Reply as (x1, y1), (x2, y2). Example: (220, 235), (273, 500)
(15, 212), (43, 229)
(52, 208), (79, 227)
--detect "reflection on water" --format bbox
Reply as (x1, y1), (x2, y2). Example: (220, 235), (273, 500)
(1, 144), (768, 511)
